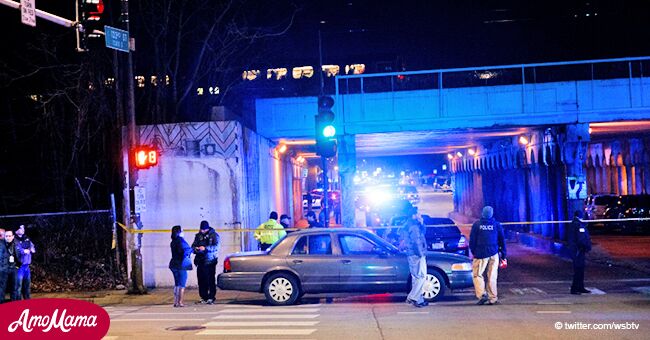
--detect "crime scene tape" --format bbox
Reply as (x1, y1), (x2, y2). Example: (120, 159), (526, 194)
(115, 217), (650, 234)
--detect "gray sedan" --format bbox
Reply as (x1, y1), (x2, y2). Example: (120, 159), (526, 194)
(218, 228), (473, 305)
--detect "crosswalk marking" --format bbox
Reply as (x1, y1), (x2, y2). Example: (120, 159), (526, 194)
(585, 287), (606, 295)
(197, 329), (317, 336)
(212, 314), (320, 319)
(112, 319), (207, 322)
(217, 308), (320, 314)
(536, 311), (571, 314)
(221, 303), (322, 308)
(203, 321), (319, 327)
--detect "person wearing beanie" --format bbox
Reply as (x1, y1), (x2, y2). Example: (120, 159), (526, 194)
(398, 205), (428, 308)
(191, 220), (220, 304)
(469, 206), (507, 305)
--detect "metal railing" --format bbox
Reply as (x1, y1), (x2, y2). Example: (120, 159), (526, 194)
(335, 56), (650, 95)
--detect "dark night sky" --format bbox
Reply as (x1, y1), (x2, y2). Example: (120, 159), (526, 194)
(261, 0), (649, 71)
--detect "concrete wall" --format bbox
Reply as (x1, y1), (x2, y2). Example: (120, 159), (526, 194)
(135, 121), (292, 287)
(256, 77), (650, 139)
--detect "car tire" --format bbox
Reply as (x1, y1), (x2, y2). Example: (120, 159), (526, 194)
(264, 273), (300, 306)
(423, 270), (446, 302)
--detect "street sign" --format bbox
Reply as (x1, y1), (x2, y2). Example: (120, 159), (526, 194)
(134, 187), (146, 213)
(20, 0), (36, 27)
(104, 25), (129, 52)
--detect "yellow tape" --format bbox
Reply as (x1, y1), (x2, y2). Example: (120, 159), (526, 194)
(113, 217), (650, 234)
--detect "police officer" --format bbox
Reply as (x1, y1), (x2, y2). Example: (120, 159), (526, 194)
(567, 211), (592, 295)
(469, 206), (507, 305)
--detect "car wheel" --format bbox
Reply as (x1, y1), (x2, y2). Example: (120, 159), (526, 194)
(423, 270), (446, 301)
(264, 273), (300, 306)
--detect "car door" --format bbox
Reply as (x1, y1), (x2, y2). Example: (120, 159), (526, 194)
(287, 234), (340, 293)
(337, 233), (407, 292)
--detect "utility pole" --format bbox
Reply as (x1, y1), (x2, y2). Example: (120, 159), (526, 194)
(318, 28), (329, 228)
(119, 0), (145, 294)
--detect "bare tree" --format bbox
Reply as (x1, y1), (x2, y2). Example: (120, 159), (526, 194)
(135, 0), (298, 122)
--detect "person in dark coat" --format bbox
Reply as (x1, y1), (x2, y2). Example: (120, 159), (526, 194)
(191, 220), (220, 304)
(0, 230), (21, 303)
(306, 211), (323, 228)
(14, 225), (35, 300)
(567, 211), (592, 295)
(469, 206), (507, 305)
(280, 214), (294, 233)
(169, 225), (192, 307)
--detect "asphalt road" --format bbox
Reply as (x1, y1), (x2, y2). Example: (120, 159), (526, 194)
(105, 186), (650, 339)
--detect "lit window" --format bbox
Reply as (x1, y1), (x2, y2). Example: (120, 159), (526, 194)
(292, 66), (314, 79)
(135, 76), (145, 88)
(150, 76), (158, 86)
(345, 64), (365, 75)
(322, 65), (340, 77)
(197, 87), (204, 95)
(267, 68), (288, 80)
(104, 77), (115, 87)
(165, 75), (170, 85)
(242, 70), (260, 81)
(209, 86), (220, 95)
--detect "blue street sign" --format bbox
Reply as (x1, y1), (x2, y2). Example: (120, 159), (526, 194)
(105, 25), (129, 52)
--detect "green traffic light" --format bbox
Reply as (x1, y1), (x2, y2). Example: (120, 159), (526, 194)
(323, 125), (336, 138)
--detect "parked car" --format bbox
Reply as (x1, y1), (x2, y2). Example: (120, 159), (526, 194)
(603, 195), (650, 233)
(383, 215), (468, 256)
(421, 216), (469, 256)
(218, 228), (474, 305)
(584, 194), (618, 221)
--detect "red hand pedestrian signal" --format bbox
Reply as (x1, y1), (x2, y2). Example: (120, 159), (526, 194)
(134, 146), (159, 169)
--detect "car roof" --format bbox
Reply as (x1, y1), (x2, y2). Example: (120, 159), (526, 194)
(290, 228), (374, 235)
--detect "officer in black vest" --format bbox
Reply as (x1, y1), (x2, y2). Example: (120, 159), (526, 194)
(567, 211), (592, 295)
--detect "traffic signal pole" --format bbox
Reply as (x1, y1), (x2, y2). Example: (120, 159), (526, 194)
(118, 0), (145, 294)
(0, 0), (76, 27)
(321, 157), (329, 227)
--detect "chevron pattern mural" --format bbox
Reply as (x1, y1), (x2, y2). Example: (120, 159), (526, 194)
(139, 121), (240, 159)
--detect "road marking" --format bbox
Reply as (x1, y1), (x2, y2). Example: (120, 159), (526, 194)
(536, 311), (572, 314)
(112, 319), (207, 322)
(197, 329), (317, 336)
(502, 278), (650, 285)
(203, 321), (319, 327)
(632, 286), (650, 295)
(221, 303), (322, 308)
(510, 288), (546, 295)
(217, 308), (320, 314)
(585, 287), (606, 295)
(397, 311), (430, 315)
(114, 312), (221, 315)
(212, 314), (320, 319)
(536, 301), (574, 305)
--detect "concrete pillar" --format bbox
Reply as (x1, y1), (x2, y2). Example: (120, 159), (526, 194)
(562, 123), (590, 221)
(338, 134), (356, 227)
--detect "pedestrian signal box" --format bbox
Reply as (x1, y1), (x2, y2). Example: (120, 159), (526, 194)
(133, 146), (158, 169)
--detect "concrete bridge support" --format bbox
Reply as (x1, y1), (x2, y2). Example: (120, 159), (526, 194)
(451, 124), (590, 242)
(586, 137), (650, 196)
(338, 134), (357, 227)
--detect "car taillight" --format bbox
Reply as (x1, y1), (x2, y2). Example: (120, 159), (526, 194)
(224, 257), (231, 273)
(458, 235), (467, 248)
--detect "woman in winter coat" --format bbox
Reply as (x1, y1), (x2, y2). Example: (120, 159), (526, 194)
(169, 225), (192, 307)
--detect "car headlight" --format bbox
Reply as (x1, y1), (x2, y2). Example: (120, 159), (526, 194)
(451, 263), (472, 271)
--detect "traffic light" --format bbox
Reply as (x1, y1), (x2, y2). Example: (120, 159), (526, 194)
(133, 146), (159, 169)
(77, 0), (105, 51)
(315, 96), (337, 158)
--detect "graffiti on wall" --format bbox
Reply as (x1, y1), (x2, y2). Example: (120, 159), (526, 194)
(139, 121), (240, 158)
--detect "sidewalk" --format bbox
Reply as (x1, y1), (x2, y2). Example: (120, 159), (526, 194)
(32, 288), (260, 307)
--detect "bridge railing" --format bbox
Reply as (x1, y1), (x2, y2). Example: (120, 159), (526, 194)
(336, 56), (650, 95)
